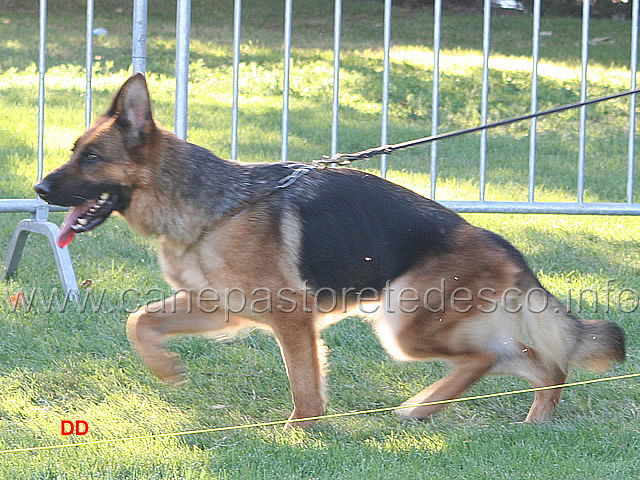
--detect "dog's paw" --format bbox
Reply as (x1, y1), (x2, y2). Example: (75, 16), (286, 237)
(162, 370), (187, 387)
(394, 403), (433, 421)
(148, 352), (186, 386)
(395, 405), (417, 420)
(283, 419), (319, 430)
(283, 408), (322, 429)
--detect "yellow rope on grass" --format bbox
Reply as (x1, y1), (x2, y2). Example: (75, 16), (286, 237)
(1, 371), (638, 455)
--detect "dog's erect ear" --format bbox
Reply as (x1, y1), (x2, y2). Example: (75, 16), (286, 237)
(107, 73), (155, 147)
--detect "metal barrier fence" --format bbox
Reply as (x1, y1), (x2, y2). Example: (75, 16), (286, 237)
(157, 0), (640, 214)
(0, 0), (82, 298)
(3, 0), (640, 296)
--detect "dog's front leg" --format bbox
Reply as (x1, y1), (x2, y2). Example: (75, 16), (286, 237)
(272, 315), (327, 429)
(126, 291), (249, 384)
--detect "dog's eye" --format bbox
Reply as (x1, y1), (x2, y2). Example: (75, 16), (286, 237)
(85, 153), (101, 165)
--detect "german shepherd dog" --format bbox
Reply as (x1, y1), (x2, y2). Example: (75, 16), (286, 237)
(36, 74), (625, 427)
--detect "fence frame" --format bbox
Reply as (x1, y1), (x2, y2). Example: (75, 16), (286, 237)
(220, 0), (640, 215)
(0, 0), (80, 298)
(130, 0), (640, 215)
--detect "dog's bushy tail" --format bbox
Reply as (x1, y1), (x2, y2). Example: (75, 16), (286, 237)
(568, 317), (626, 371)
(517, 275), (625, 372)
(485, 229), (625, 373)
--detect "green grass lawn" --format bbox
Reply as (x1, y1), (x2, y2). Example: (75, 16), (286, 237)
(0, 1), (639, 478)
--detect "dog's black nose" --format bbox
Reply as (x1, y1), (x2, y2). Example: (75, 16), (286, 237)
(34, 180), (50, 199)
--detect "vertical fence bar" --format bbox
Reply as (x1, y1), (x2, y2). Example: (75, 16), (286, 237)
(331, 0), (342, 156)
(231, 0), (242, 161)
(577, 0), (590, 203)
(37, 0), (47, 183)
(175, 0), (191, 140)
(528, 0), (541, 203)
(281, 0), (293, 162)
(380, 0), (392, 178)
(84, 0), (94, 130)
(430, 0), (441, 200)
(628, 0), (638, 204)
(132, 0), (148, 73)
(479, 0), (491, 201)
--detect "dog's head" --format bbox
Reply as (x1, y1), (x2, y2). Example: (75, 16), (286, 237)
(35, 73), (157, 247)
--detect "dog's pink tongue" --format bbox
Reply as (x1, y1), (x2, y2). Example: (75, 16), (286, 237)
(57, 227), (75, 248)
(57, 203), (91, 248)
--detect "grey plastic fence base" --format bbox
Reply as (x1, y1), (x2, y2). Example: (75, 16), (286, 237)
(2, 217), (79, 300)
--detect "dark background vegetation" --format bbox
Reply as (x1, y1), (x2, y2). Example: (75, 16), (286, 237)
(396, 0), (632, 19)
(0, 0), (635, 18)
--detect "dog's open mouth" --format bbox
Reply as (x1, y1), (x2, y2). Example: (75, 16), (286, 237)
(58, 192), (119, 248)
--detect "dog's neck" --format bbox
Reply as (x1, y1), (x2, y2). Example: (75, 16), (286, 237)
(123, 132), (253, 244)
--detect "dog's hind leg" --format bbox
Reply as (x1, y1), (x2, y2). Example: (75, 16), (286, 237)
(126, 291), (250, 384)
(491, 347), (568, 423)
(395, 351), (497, 420)
(271, 314), (328, 429)
(523, 365), (567, 423)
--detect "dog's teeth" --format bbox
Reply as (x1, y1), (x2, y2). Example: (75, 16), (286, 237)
(100, 193), (109, 201)
(77, 218), (88, 226)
